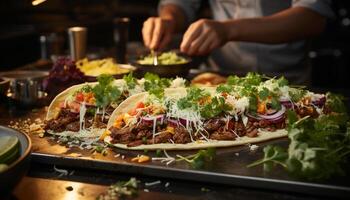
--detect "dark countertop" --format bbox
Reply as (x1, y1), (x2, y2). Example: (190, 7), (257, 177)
(11, 162), (323, 200)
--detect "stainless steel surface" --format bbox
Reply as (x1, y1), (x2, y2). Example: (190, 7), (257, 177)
(0, 71), (48, 105)
(68, 27), (87, 61)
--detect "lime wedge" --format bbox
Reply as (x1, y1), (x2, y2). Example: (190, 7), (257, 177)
(0, 135), (20, 164)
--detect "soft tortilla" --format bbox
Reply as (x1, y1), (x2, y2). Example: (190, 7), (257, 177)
(45, 79), (125, 136)
(46, 79), (125, 121)
(104, 129), (287, 150)
(105, 87), (288, 150)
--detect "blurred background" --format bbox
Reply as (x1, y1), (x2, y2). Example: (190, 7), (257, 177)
(0, 0), (349, 88)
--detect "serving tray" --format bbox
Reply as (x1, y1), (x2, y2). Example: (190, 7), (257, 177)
(1, 91), (350, 199)
(26, 127), (350, 199)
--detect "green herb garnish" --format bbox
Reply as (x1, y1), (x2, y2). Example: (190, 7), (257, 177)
(97, 177), (139, 199)
(123, 72), (137, 90)
(143, 73), (171, 99)
(248, 109), (350, 180)
(176, 148), (216, 169)
(93, 74), (121, 108)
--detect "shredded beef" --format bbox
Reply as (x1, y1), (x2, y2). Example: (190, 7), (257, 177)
(173, 126), (191, 144)
(127, 140), (143, 147)
(233, 121), (246, 136)
(210, 131), (236, 140)
(110, 126), (136, 144)
(136, 129), (152, 140)
(44, 109), (78, 132)
(204, 118), (225, 132)
(246, 128), (259, 137)
(154, 132), (173, 144)
(66, 121), (80, 132)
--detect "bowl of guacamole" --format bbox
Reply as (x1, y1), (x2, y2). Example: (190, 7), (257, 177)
(135, 51), (192, 78)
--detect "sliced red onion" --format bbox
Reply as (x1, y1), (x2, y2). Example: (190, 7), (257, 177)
(167, 118), (179, 127)
(268, 115), (286, 124)
(280, 101), (294, 109)
(312, 96), (326, 107)
(257, 106), (286, 120)
(279, 97), (294, 109)
(141, 114), (165, 124)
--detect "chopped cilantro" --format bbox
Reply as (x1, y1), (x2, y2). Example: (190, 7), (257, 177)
(123, 72), (137, 89)
(92, 74), (122, 108)
(176, 148), (216, 169)
(289, 88), (307, 102)
(81, 85), (93, 93)
(259, 87), (269, 101)
(143, 73), (171, 99)
(97, 178), (139, 199)
(249, 109), (350, 180)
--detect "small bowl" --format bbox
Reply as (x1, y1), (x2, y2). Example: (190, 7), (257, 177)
(0, 126), (32, 195)
(83, 64), (136, 82)
(133, 54), (192, 78)
(0, 78), (10, 97)
(0, 71), (48, 106)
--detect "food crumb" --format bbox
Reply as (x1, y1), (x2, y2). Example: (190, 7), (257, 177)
(143, 189), (149, 192)
(249, 144), (259, 151)
(66, 186), (73, 191)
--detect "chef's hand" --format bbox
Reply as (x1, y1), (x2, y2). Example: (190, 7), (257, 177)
(142, 17), (176, 50)
(180, 19), (229, 56)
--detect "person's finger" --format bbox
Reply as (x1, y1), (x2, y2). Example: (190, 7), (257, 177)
(150, 18), (165, 50)
(207, 40), (220, 53)
(180, 23), (202, 53)
(186, 31), (209, 55)
(142, 18), (155, 48)
(158, 32), (172, 51)
(196, 33), (216, 55)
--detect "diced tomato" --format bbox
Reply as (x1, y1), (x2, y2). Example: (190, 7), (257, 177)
(136, 102), (145, 109)
(75, 92), (84, 102)
(128, 102), (145, 116)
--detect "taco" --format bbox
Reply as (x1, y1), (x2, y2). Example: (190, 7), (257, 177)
(44, 73), (187, 138)
(104, 73), (328, 150)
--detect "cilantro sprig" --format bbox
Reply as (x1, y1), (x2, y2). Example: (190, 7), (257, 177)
(93, 74), (122, 108)
(249, 108), (350, 180)
(97, 177), (139, 199)
(143, 73), (171, 99)
(123, 72), (137, 90)
(176, 148), (216, 169)
(177, 87), (231, 118)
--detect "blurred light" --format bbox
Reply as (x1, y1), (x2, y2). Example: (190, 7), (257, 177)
(333, 49), (342, 57)
(338, 8), (347, 16)
(32, 0), (47, 6)
(342, 18), (350, 26)
(308, 51), (317, 58)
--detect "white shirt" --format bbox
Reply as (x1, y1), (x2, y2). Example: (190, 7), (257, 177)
(159, 0), (334, 84)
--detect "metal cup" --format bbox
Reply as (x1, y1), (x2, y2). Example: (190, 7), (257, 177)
(68, 27), (87, 61)
(113, 17), (130, 64)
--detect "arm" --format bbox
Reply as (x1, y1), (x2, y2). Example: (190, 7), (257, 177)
(181, 7), (327, 55)
(227, 7), (326, 44)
